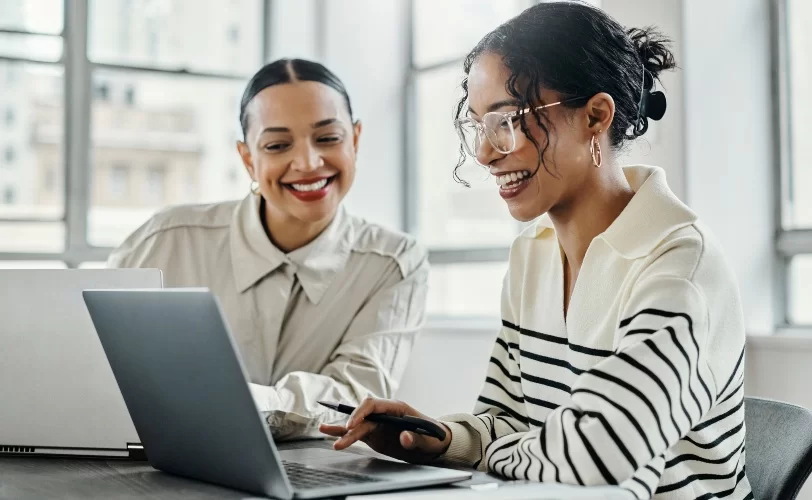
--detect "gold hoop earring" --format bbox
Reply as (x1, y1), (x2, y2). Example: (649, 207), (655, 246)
(250, 180), (260, 195)
(590, 134), (603, 168)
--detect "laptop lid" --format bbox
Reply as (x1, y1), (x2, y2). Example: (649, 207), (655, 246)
(83, 289), (295, 499)
(83, 289), (471, 499)
(0, 269), (162, 458)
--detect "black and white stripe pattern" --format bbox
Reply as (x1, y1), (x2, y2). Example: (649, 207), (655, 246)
(440, 167), (751, 499)
(452, 294), (750, 499)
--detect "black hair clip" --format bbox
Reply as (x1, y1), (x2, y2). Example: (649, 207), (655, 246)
(642, 90), (667, 121)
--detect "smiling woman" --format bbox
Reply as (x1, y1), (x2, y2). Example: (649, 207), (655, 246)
(321, 3), (751, 499)
(107, 59), (429, 441)
(236, 60), (361, 252)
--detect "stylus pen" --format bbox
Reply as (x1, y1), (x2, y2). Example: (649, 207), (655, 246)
(318, 401), (447, 441)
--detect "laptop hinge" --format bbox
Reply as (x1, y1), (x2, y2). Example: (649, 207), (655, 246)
(127, 443), (147, 461)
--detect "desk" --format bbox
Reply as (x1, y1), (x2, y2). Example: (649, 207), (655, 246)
(0, 440), (635, 499)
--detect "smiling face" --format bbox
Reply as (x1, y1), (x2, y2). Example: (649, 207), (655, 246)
(465, 52), (606, 222)
(237, 80), (361, 226)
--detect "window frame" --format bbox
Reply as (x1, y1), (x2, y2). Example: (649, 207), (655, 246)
(0, 0), (272, 268)
(404, 0), (539, 269)
(773, 0), (811, 327)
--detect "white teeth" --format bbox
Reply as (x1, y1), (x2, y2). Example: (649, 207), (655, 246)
(291, 178), (329, 192)
(495, 171), (530, 188)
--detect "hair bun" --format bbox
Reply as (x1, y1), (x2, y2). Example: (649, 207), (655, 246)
(644, 90), (667, 120)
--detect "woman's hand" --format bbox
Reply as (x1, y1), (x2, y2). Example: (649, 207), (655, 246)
(319, 397), (452, 464)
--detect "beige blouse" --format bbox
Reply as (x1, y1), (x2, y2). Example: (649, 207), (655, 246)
(108, 194), (429, 439)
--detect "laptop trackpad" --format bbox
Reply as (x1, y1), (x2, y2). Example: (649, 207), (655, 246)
(278, 447), (414, 475)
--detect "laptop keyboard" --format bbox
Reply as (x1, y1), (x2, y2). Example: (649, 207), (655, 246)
(282, 460), (383, 490)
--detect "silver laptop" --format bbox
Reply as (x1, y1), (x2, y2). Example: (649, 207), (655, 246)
(0, 269), (163, 458)
(82, 289), (471, 499)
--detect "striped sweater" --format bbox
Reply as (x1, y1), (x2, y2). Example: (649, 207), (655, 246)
(440, 166), (752, 500)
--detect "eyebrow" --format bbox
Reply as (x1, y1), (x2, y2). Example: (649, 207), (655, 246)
(468, 99), (521, 117)
(259, 118), (341, 135)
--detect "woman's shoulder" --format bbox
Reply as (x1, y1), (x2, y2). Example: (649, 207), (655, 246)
(644, 220), (735, 286)
(345, 213), (428, 277)
(144, 200), (238, 233)
(130, 200), (236, 243)
(108, 200), (238, 265)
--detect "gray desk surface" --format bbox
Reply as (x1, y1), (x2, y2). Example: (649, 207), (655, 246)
(0, 440), (635, 499)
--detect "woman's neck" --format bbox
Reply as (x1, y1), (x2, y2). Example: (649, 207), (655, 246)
(549, 164), (635, 273)
(260, 199), (335, 253)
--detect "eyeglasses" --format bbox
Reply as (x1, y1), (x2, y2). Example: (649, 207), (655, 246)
(454, 99), (581, 164)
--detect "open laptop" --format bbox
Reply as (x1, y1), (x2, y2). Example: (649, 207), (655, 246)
(82, 289), (471, 499)
(0, 269), (163, 459)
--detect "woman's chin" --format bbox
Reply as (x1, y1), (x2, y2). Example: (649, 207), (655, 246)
(506, 203), (545, 223)
(289, 203), (340, 225)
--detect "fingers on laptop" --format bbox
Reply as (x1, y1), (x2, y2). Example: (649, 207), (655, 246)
(334, 420), (378, 450)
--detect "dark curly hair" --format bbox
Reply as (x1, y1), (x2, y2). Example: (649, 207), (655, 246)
(454, 1), (676, 184)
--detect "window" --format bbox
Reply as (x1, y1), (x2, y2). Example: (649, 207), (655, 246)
(0, 0), (63, 34)
(426, 261), (508, 317)
(412, 0), (532, 69)
(5, 146), (16, 164)
(88, 71), (249, 246)
(144, 164), (167, 205)
(228, 25), (240, 43)
(124, 86), (135, 106)
(414, 65), (522, 250)
(409, 0), (534, 317)
(783, 0), (812, 229)
(0, 261), (66, 269)
(86, 0), (263, 248)
(0, 1), (269, 267)
(88, 0), (262, 76)
(2, 186), (16, 204)
(93, 82), (110, 101)
(0, 3), (65, 256)
(109, 163), (131, 199)
(43, 166), (56, 192)
(0, 32), (62, 62)
(778, 0), (812, 325)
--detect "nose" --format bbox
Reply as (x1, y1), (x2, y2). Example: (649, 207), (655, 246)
(291, 142), (324, 172)
(474, 134), (504, 167)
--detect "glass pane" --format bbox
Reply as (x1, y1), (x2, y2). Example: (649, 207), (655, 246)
(88, 70), (248, 247)
(789, 255), (812, 324)
(78, 261), (108, 269)
(412, 0), (530, 68)
(415, 65), (521, 248)
(785, 0), (812, 228)
(0, 61), (64, 222)
(427, 261), (508, 317)
(88, 0), (263, 76)
(0, 0), (63, 34)
(0, 33), (62, 62)
(0, 222), (64, 252)
(0, 260), (66, 268)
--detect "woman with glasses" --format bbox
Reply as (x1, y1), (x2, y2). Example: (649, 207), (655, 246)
(108, 59), (428, 440)
(322, 3), (750, 498)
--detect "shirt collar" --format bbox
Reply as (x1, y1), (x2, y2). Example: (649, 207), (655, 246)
(229, 194), (354, 303)
(528, 166), (697, 259)
(286, 205), (355, 304)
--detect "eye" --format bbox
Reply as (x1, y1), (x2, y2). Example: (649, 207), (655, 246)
(264, 142), (290, 152)
(317, 135), (342, 144)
